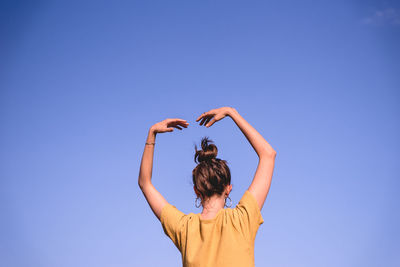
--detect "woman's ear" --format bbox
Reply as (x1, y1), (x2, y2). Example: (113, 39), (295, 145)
(225, 184), (233, 196)
(193, 185), (200, 198)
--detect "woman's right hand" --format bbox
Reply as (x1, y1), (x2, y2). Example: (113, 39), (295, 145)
(150, 118), (189, 133)
(196, 107), (234, 127)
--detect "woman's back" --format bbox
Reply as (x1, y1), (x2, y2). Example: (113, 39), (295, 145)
(139, 107), (276, 266)
(161, 190), (264, 267)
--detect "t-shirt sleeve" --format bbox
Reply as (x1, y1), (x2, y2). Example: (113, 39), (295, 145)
(233, 190), (264, 241)
(160, 203), (186, 251)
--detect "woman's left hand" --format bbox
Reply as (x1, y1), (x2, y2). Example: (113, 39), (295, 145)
(150, 118), (189, 133)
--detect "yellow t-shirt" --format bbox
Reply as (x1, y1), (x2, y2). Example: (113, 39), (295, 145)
(160, 190), (264, 267)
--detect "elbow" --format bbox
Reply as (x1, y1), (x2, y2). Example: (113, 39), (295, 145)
(260, 149), (277, 159)
(138, 178), (145, 190)
(138, 178), (151, 190)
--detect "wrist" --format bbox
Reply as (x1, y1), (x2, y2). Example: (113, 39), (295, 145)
(149, 126), (157, 135)
(146, 127), (157, 143)
(225, 107), (237, 117)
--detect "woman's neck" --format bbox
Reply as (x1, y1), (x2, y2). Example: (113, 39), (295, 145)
(201, 194), (225, 216)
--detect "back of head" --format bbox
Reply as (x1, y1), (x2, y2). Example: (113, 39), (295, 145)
(192, 137), (231, 200)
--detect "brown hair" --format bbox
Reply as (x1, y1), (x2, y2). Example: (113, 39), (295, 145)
(192, 136), (231, 200)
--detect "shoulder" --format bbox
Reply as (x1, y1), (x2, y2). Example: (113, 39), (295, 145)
(159, 204), (194, 251)
(238, 190), (260, 208)
(226, 190), (264, 239)
(160, 204), (193, 228)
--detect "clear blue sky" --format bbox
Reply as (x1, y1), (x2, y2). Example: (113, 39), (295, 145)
(1, 1), (399, 266)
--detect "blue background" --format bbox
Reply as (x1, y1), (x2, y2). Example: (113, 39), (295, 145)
(1, 1), (399, 266)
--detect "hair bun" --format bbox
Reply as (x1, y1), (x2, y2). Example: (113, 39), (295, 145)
(194, 136), (218, 163)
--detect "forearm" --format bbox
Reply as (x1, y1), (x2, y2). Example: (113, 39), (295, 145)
(138, 127), (157, 188)
(227, 107), (276, 158)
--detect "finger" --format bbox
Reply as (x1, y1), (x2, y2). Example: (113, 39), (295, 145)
(173, 125), (183, 130)
(198, 116), (206, 125)
(172, 118), (186, 122)
(166, 127), (174, 132)
(199, 116), (209, 126)
(203, 116), (213, 126)
(178, 121), (189, 127)
(203, 115), (214, 126)
(167, 118), (187, 123)
(168, 120), (188, 126)
(206, 118), (217, 127)
(196, 112), (207, 122)
(172, 121), (189, 128)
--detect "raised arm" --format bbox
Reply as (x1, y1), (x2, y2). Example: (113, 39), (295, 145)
(138, 118), (189, 220)
(196, 107), (276, 210)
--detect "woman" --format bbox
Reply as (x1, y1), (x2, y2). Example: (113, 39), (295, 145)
(138, 106), (276, 267)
